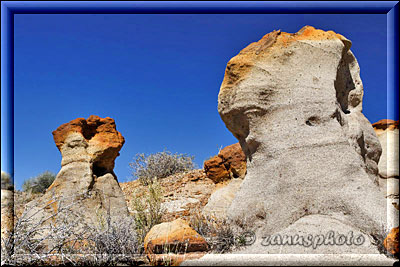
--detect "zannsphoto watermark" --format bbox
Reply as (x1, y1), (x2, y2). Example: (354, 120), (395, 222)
(242, 231), (366, 249)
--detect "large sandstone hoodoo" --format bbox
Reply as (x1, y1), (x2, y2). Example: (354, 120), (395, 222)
(218, 26), (389, 244)
(25, 115), (129, 227)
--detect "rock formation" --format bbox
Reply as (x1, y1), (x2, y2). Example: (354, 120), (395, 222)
(144, 219), (208, 265)
(24, 115), (129, 229)
(372, 119), (399, 179)
(121, 170), (215, 222)
(202, 143), (246, 217)
(373, 119), (399, 255)
(384, 226), (399, 257)
(1, 171), (13, 241)
(203, 143), (246, 183)
(202, 178), (243, 218)
(217, 25), (389, 248)
(1, 188), (14, 241)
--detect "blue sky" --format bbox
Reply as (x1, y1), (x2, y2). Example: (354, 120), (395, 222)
(8, 14), (392, 189)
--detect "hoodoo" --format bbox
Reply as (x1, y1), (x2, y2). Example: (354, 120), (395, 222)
(218, 26), (389, 247)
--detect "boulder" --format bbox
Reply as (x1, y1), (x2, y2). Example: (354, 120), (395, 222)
(24, 115), (129, 232)
(144, 219), (208, 254)
(204, 143), (246, 183)
(144, 219), (208, 265)
(217, 25), (389, 250)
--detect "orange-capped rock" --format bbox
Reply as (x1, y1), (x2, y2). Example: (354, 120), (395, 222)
(372, 119), (399, 179)
(220, 26), (351, 93)
(384, 227), (399, 256)
(217, 24), (388, 250)
(372, 119), (399, 131)
(52, 115), (125, 171)
(204, 143), (246, 183)
(144, 219), (208, 255)
(22, 115), (129, 244)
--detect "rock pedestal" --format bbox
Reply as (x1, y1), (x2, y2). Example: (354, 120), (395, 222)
(25, 115), (129, 231)
(217, 26), (388, 253)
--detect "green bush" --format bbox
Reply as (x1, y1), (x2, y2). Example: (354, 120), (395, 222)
(22, 171), (56, 194)
(129, 150), (196, 185)
(1, 171), (13, 190)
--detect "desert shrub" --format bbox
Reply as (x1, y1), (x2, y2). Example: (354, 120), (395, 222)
(1, 171), (13, 190)
(129, 150), (195, 185)
(1, 194), (87, 265)
(1, 193), (144, 266)
(22, 171), (56, 194)
(85, 210), (141, 265)
(189, 211), (251, 253)
(130, 178), (164, 250)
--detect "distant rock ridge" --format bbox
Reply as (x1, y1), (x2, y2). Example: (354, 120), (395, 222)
(217, 25), (390, 254)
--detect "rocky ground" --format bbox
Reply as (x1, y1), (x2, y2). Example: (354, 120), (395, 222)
(120, 169), (215, 222)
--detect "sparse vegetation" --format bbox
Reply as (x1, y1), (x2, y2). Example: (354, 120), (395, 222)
(189, 211), (251, 253)
(1, 171), (13, 190)
(129, 150), (196, 185)
(1, 194), (143, 266)
(85, 210), (141, 265)
(130, 178), (165, 250)
(22, 171), (56, 194)
(1, 194), (85, 265)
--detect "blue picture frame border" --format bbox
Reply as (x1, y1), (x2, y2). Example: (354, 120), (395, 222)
(1, 1), (399, 262)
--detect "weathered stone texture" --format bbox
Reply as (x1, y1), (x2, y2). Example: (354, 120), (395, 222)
(217, 26), (389, 252)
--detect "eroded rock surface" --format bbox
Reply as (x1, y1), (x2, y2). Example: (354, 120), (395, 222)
(373, 119), (399, 179)
(384, 226), (399, 257)
(25, 115), (129, 229)
(121, 170), (215, 221)
(202, 143), (246, 217)
(203, 178), (242, 218)
(373, 119), (399, 246)
(217, 26), (388, 250)
(1, 189), (14, 241)
(204, 143), (246, 183)
(144, 219), (208, 265)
